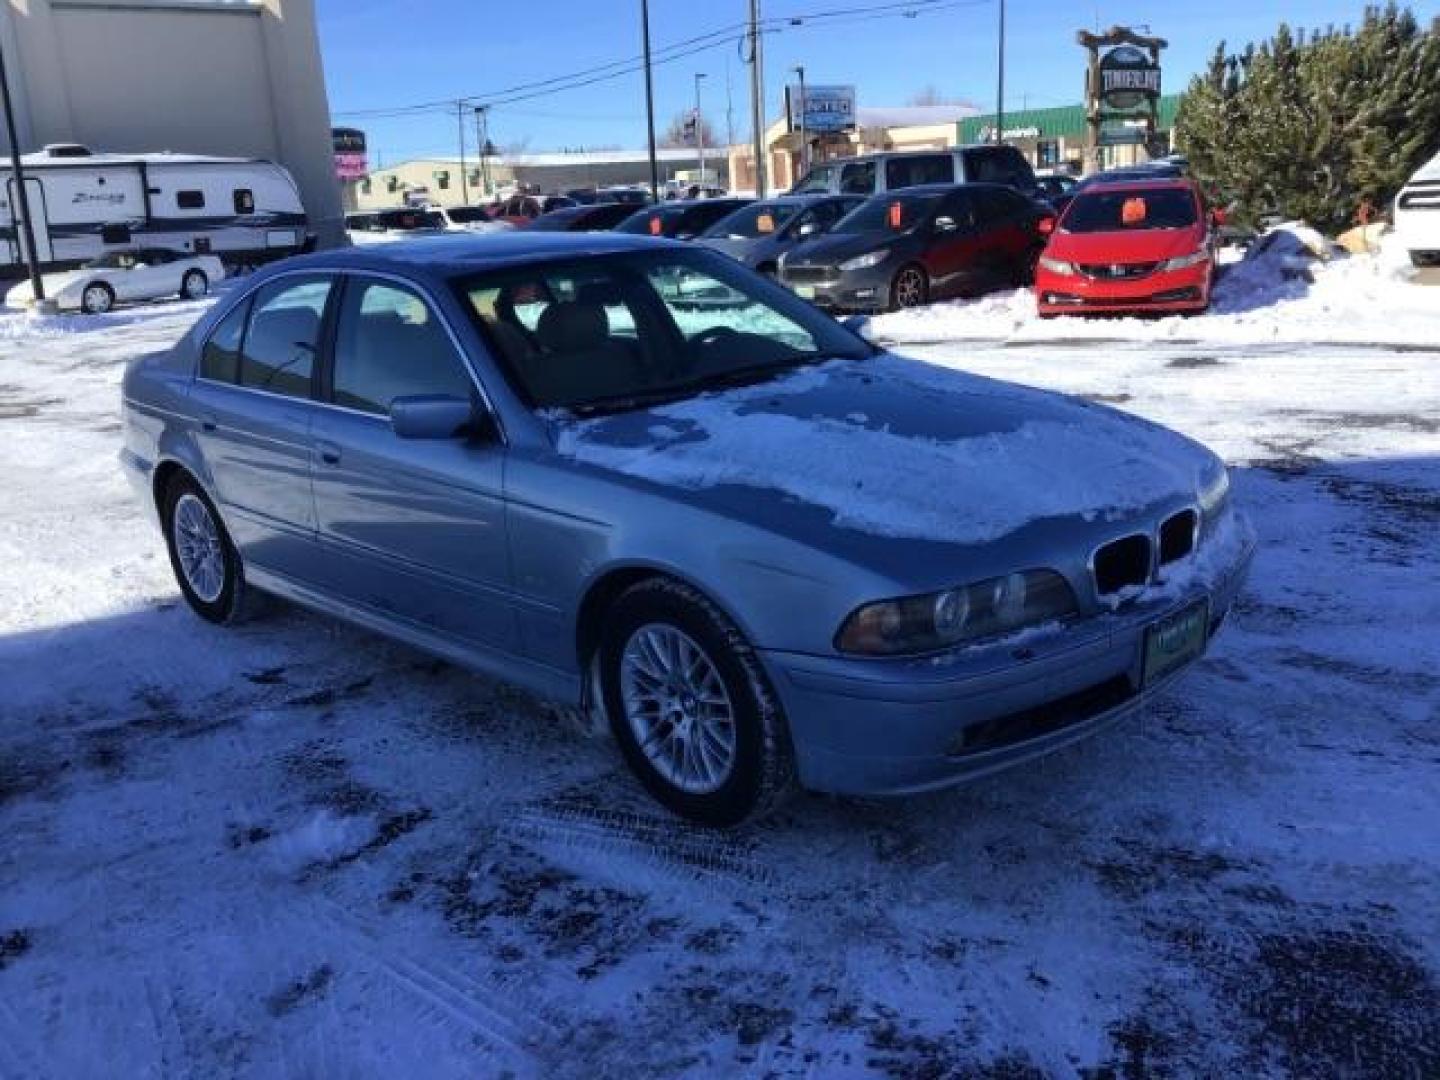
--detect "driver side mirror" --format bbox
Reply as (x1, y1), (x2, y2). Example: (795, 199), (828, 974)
(796, 221), (821, 238)
(933, 216), (958, 234)
(1037, 216), (1056, 236)
(390, 395), (482, 440)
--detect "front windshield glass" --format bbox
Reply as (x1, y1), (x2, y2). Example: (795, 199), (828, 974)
(702, 202), (801, 239)
(446, 206), (490, 223)
(455, 248), (871, 412)
(792, 164), (838, 193)
(613, 207), (677, 235)
(833, 192), (945, 234)
(1063, 189), (1197, 232)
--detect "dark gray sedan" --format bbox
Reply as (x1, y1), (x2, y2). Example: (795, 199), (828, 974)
(697, 194), (864, 275)
(121, 233), (1254, 825)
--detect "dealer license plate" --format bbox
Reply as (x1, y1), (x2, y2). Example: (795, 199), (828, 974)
(793, 284), (816, 299)
(1141, 599), (1210, 688)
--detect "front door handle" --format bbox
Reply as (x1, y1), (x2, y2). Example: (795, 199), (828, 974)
(316, 439), (341, 466)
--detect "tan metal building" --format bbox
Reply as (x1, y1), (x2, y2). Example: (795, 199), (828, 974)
(1, 0), (344, 245)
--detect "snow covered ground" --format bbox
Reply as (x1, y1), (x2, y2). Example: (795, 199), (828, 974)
(2, 282), (1439, 1077)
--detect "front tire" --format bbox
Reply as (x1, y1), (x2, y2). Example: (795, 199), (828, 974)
(598, 578), (795, 827)
(80, 282), (114, 314)
(181, 269), (209, 300)
(889, 264), (929, 310)
(161, 474), (248, 624)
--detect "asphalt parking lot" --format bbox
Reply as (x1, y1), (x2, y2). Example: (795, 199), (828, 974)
(1, 308), (1437, 1078)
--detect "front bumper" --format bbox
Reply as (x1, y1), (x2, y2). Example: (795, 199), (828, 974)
(1394, 208), (1440, 263)
(760, 510), (1256, 796)
(1036, 262), (1211, 315)
(779, 262), (896, 312)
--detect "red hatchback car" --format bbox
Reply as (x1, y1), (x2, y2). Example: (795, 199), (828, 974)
(1034, 178), (1219, 317)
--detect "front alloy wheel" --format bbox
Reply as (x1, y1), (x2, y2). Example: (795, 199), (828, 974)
(81, 284), (114, 314)
(891, 265), (928, 310)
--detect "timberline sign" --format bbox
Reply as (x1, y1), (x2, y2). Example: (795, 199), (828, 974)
(1099, 45), (1162, 109)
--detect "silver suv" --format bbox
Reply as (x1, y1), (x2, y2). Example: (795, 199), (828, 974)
(791, 145), (1037, 198)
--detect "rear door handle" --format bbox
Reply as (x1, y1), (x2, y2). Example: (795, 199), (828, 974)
(316, 439), (341, 466)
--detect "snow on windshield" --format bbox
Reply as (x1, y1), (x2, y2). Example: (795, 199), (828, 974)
(554, 356), (1209, 545)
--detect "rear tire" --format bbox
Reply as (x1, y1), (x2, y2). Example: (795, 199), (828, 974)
(889, 264), (929, 310)
(161, 473), (249, 625)
(598, 578), (796, 827)
(80, 282), (114, 315)
(181, 269), (209, 300)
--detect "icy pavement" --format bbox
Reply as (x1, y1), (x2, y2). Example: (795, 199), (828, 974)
(1, 298), (1438, 1078)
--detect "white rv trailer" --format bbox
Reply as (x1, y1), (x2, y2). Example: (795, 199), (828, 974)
(0, 144), (312, 275)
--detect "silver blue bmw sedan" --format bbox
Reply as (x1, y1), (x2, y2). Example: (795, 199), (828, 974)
(120, 233), (1254, 826)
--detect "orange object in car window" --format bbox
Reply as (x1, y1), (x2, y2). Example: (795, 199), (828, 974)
(1121, 197), (1148, 225)
(756, 213), (775, 233)
(648, 215), (663, 236)
(887, 202), (903, 229)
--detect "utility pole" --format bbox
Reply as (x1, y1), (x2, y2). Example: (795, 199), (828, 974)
(455, 101), (469, 205)
(792, 64), (808, 179)
(694, 72), (707, 187)
(747, 0), (767, 197)
(995, 0), (1006, 145)
(0, 34), (44, 305)
(473, 106), (489, 198)
(640, 0), (660, 201)
(725, 53), (736, 149)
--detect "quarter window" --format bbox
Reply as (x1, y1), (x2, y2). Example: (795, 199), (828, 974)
(234, 188), (255, 214)
(199, 299), (250, 383)
(331, 279), (473, 415)
(884, 154), (954, 190)
(839, 160), (876, 195)
(176, 190), (205, 210)
(238, 276), (333, 398)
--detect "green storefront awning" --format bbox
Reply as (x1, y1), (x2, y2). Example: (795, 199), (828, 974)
(958, 94), (1179, 144)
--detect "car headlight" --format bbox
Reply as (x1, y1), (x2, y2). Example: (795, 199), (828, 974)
(836, 570), (1078, 656)
(841, 249), (889, 271)
(1038, 256), (1078, 276)
(1198, 461), (1230, 518)
(1160, 249), (1210, 272)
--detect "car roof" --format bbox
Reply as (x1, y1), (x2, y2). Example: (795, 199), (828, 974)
(272, 232), (682, 279)
(1074, 177), (1197, 194)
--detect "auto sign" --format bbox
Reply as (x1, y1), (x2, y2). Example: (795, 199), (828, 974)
(1099, 45), (1162, 110)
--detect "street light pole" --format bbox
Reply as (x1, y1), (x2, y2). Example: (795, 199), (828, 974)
(747, 0), (767, 197)
(473, 106), (489, 198)
(792, 64), (808, 180)
(455, 100), (469, 205)
(694, 72), (707, 189)
(640, 0), (660, 201)
(995, 0), (1006, 145)
(0, 33), (44, 305)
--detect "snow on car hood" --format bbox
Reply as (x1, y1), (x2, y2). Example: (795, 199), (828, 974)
(552, 354), (1217, 547)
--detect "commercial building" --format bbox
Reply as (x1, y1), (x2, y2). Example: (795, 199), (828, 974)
(727, 103), (981, 194)
(351, 149), (728, 210)
(957, 95), (1180, 173)
(0, 0), (344, 245)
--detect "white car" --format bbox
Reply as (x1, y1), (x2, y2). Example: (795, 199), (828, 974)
(1394, 150), (1440, 268)
(6, 248), (224, 314)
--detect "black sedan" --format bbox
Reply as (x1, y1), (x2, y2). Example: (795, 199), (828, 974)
(778, 184), (1053, 312)
(615, 198), (752, 240)
(525, 203), (639, 232)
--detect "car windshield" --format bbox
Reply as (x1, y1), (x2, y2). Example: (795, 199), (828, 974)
(455, 248), (871, 413)
(1063, 189), (1198, 232)
(702, 202), (801, 239)
(613, 207), (679, 235)
(833, 192), (945, 234)
(791, 164), (838, 193)
(82, 253), (125, 269)
(377, 209), (444, 230)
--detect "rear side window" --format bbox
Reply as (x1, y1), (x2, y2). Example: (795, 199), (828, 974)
(332, 279), (473, 415)
(884, 154), (954, 190)
(238, 276), (333, 398)
(199, 299), (250, 383)
(839, 160), (877, 195)
(964, 147), (1034, 188)
(176, 190), (205, 210)
(234, 189), (255, 214)
(972, 188), (1021, 223)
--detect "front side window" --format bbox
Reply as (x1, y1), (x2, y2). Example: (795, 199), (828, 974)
(177, 190), (205, 210)
(238, 276), (333, 398)
(884, 154), (954, 190)
(200, 299), (250, 383)
(332, 279), (474, 415)
(839, 160), (877, 195)
(456, 249), (869, 412)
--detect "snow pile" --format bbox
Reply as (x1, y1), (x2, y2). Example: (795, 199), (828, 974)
(873, 224), (1439, 349)
(555, 356), (1209, 545)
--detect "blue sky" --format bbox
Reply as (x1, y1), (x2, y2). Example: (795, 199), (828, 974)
(317, 0), (1440, 164)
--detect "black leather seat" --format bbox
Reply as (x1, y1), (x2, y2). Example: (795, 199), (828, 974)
(528, 301), (640, 405)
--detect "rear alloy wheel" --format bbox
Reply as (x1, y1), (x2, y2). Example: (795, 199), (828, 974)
(599, 578), (795, 826)
(161, 474), (249, 624)
(181, 269), (209, 300)
(80, 283), (114, 315)
(890, 264), (929, 310)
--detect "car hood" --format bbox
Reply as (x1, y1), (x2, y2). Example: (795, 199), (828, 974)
(1046, 227), (1202, 264)
(550, 354), (1219, 580)
(698, 236), (768, 264)
(785, 231), (897, 267)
